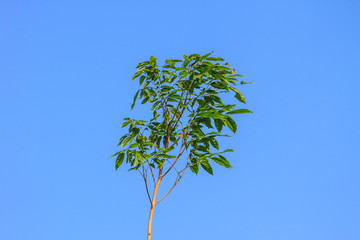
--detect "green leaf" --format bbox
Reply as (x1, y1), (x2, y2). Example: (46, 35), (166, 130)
(132, 153), (138, 166)
(136, 61), (149, 68)
(210, 81), (228, 90)
(131, 90), (141, 110)
(169, 93), (183, 99)
(130, 127), (140, 135)
(121, 137), (131, 148)
(202, 51), (214, 59)
(115, 152), (125, 170)
(241, 81), (253, 84)
(214, 119), (223, 132)
(117, 135), (128, 146)
(151, 101), (161, 111)
(128, 163), (141, 171)
(161, 85), (173, 92)
(188, 53), (200, 59)
(135, 152), (145, 164)
(197, 145), (209, 152)
(209, 138), (219, 150)
(141, 97), (149, 104)
(142, 81), (150, 89)
(129, 143), (139, 148)
(131, 71), (142, 81)
(153, 110), (158, 119)
(170, 75), (177, 82)
(163, 146), (175, 153)
(126, 151), (132, 163)
(230, 87), (246, 104)
(225, 116), (237, 133)
(190, 163), (199, 174)
(150, 56), (157, 65)
(200, 118), (213, 129)
(227, 109), (253, 114)
(179, 71), (190, 77)
(197, 112), (211, 118)
(139, 76), (146, 86)
(222, 149), (234, 153)
(121, 119), (131, 128)
(109, 151), (120, 159)
(211, 156), (232, 168)
(167, 98), (180, 103)
(229, 74), (246, 77)
(157, 154), (177, 159)
(211, 95), (222, 103)
(206, 57), (224, 61)
(183, 58), (190, 67)
(200, 160), (213, 175)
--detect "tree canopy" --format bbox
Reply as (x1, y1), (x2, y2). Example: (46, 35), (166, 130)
(110, 52), (253, 240)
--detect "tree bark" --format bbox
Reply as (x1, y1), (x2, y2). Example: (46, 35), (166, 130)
(147, 204), (155, 240)
(147, 179), (161, 240)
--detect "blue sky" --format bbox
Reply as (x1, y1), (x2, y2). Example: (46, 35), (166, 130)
(1, 0), (359, 239)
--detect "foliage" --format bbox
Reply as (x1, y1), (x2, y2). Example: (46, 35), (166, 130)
(112, 52), (252, 178)
(110, 52), (252, 239)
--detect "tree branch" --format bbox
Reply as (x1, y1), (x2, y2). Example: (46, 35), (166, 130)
(139, 168), (152, 204)
(145, 157), (156, 185)
(165, 159), (179, 174)
(156, 163), (189, 204)
(161, 128), (190, 178)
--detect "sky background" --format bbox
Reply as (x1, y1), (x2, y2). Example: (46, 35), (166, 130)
(1, 0), (360, 239)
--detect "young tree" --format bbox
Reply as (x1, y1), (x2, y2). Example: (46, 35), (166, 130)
(111, 52), (252, 240)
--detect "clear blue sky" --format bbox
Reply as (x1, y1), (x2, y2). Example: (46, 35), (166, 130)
(1, 0), (359, 239)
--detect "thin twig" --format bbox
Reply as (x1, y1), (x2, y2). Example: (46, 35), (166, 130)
(161, 128), (190, 178)
(156, 163), (189, 204)
(138, 168), (152, 204)
(145, 157), (156, 185)
(165, 159), (179, 174)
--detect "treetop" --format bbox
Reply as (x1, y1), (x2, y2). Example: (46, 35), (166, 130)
(112, 52), (253, 176)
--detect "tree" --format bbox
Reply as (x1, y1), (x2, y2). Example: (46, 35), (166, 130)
(111, 52), (252, 240)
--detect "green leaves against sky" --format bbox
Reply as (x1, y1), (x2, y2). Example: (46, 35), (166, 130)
(111, 52), (252, 175)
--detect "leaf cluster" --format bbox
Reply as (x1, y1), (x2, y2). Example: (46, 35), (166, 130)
(111, 52), (252, 175)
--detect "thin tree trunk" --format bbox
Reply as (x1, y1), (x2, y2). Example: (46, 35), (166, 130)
(147, 204), (155, 240)
(147, 179), (161, 240)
